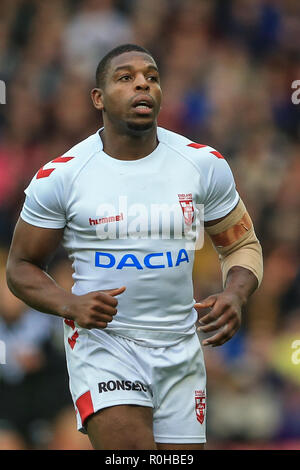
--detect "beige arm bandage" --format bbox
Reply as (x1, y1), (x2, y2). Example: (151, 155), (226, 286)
(205, 199), (263, 288)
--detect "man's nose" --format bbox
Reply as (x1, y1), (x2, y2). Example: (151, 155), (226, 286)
(135, 74), (150, 91)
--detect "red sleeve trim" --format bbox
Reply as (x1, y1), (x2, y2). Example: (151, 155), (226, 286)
(187, 144), (226, 160)
(187, 143), (207, 149)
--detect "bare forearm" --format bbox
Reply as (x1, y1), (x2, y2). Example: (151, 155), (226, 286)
(224, 265), (258, 306)
(5, 221), (125, 328)
(6, 260), (74, 318)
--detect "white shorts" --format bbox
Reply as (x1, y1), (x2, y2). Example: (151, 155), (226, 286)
(64, 322), (207, 444)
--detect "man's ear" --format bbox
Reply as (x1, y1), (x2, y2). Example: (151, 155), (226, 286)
(91, 88), (105, 111)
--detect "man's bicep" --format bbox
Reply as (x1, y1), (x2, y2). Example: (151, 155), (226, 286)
(204, 197), (239, 227)
(8, 218), (64, 267)
(204, 199), (252, 247)
(204, 200), (239, 228)
(202, 150), (239, 222)
(204, 199), (263, 288)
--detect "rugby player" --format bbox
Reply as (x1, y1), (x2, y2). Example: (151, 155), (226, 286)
(6, 44), (263, 450)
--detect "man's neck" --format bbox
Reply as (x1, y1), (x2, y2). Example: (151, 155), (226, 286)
(99, 123), (158, 161)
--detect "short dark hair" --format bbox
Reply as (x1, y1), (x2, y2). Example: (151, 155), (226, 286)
(95, 44), (154, 88)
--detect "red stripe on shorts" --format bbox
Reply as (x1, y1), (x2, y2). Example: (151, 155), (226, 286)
(68, 330), (79, 349)
(76, 391), (94, 425)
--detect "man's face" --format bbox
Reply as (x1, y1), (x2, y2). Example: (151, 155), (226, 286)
(92, 51), (162, 133)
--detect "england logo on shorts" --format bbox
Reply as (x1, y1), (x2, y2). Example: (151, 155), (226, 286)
(178, 193), (194, 225)
(195, 390), (206, 424)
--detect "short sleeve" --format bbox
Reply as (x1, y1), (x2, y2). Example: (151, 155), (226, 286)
(20, 167), (66, 229)
(203, 152), (239, 222)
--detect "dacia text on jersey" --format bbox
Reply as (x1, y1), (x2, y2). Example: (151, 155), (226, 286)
(95, 249), (189, 270)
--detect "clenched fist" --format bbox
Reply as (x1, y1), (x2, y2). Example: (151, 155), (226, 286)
(62, 286), (126, 329)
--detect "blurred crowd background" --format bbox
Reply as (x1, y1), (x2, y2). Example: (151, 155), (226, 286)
(0, 0), (299, 450)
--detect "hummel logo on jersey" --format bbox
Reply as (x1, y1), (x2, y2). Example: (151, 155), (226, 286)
(98, 380), (148, 393)
(89, 213), (124, 225)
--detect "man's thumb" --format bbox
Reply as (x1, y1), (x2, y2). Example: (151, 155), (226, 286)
(104, 286), (126, 296)
(194, 296), (216, 309)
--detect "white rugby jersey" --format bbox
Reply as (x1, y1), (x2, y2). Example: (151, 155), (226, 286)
(21, 127), (239, 347)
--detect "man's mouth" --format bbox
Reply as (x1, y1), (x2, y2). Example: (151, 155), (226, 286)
(133, 102), (153, 109)
(131, 96), (154, 115)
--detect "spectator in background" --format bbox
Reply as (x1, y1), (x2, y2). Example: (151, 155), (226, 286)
(63, 0), (133, 78)
(0, 254), (92, 449)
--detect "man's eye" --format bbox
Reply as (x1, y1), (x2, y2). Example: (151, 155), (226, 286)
(148, 76), (159, 82)
(119, 75), (131, 81)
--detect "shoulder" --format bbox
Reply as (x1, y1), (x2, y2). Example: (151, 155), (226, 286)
(157, 127), (228, 175)
(157, 127), (239, 221)
(34, 131), (100, 184)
